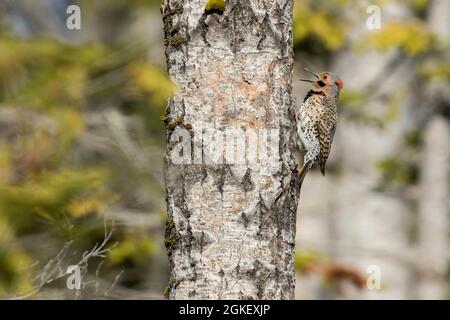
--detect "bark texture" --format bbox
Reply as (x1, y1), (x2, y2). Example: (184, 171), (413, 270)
(162, 0), (298, 299)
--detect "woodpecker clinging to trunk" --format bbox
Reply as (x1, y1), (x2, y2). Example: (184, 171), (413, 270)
(296, 67), (343, 188)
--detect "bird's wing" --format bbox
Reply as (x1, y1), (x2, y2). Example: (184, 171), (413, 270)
(315, 111), (336, 175)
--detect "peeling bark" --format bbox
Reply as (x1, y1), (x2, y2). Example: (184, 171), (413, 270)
(161, 0), (298, 299)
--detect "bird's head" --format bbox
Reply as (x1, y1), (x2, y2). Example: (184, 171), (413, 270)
(301, 67), (343, 99)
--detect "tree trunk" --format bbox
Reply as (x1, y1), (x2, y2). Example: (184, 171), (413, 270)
(161, 0), (298, 299)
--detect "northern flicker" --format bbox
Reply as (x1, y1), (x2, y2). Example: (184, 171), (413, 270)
(296, 67), (343, 187)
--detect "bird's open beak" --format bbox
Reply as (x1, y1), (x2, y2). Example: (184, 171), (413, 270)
(299, 79), (314, 83)
(304, 67), (319, 79)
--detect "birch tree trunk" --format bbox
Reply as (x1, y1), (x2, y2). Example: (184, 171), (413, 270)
(161, 0), (298, 299)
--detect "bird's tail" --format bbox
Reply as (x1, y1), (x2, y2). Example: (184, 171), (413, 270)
(298, 162), (310, 190)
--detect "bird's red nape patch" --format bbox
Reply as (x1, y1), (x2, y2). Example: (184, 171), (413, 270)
(336, 79), (344, 90)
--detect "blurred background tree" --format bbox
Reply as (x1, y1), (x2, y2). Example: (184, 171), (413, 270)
(0, 0), (448, 299)
(292, 0), (450, 299)
(0, 0), (170, 298)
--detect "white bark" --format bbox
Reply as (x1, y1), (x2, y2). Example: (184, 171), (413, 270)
(162, 0), (298, 299)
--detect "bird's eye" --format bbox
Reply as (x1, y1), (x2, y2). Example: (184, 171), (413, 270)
(324, 76), (327, 80)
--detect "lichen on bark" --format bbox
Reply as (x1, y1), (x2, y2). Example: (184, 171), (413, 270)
(205, 0), (226, 14)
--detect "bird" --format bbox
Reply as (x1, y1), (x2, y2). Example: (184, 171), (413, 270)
(296, 67), (343, 188)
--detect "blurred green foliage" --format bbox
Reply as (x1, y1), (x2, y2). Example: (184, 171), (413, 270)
(294, 250), (321, 273)
(0, 1), (173, 297)
(108, 234), (156, 265)
(0, 169), (109, 234)
(375, 128), (422, 191)
(293, 0), (348, 55)
(362, 21), (434, 56)
(376, 157), (419, 188)
(420, 62), (450, 81)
